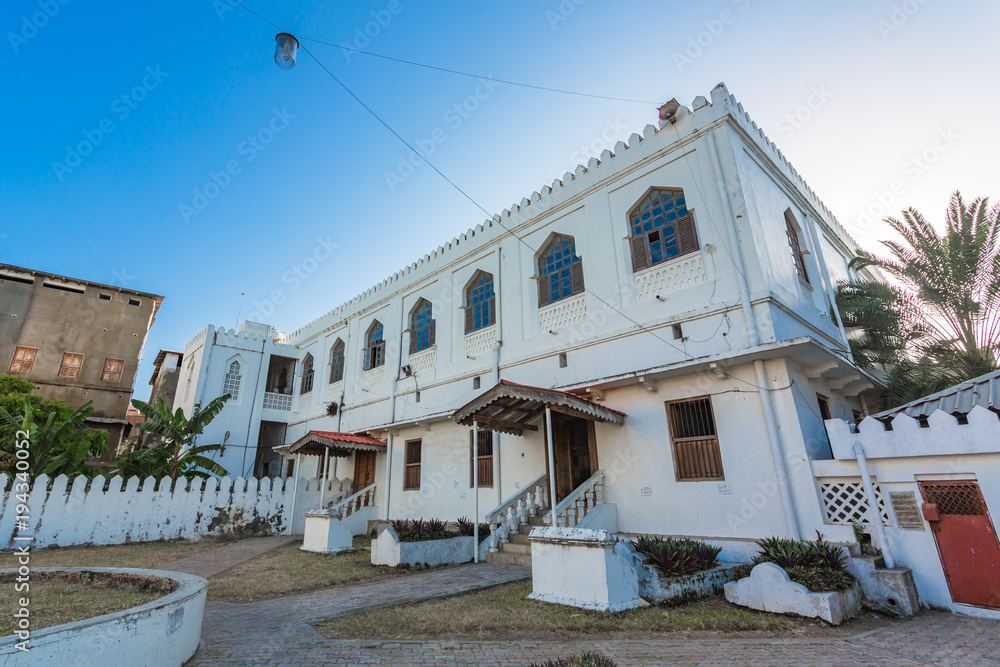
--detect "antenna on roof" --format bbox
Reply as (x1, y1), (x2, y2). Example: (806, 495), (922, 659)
(235, 292), (245, 329)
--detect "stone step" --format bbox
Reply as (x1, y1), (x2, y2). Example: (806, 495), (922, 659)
(487, 550), (532, 568)
(499, 542), (530, 555)
(508, 532), (531, 545)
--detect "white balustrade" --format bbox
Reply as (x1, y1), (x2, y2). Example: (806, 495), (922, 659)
(547, 470), (605, 528)
(484, 474), (549, 553)
(325, 482), (377, 522)
(262, 392), (292, 410)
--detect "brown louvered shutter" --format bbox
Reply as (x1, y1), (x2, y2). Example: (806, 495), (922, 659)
(408, 328), (418, 354)
(678, 215), (699, 255)
(464, 305), (474, 333)
(428, 320), (436, 346)
(570, 261), (585, 296)
(630, 236), (648, 272)
(487, 297), (496, 326)
(538, 274), (551, 307)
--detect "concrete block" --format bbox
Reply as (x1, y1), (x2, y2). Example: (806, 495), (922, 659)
(847, 555), (920, 617)
(724, 562), (861, 625)
(370, 528), (474, 567)
(301, 511), (354, 554)
(639, 562), (741, 605)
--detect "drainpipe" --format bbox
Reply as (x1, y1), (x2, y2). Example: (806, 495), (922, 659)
(853, 441), (895, 568)
(286, 451), (302, 535)
(473, 419), (480, 563)
(492, 340), (503, 507)
(545, 406), (557, 525)
(382, 431), (394, 521)
(755, 360), (801, 540)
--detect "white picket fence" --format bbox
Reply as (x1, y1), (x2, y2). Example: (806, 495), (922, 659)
(0, 473), (356, 551)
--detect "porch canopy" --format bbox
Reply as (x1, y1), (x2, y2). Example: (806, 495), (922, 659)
(452, 380), (625, 435)
(286, 430), (387, 458)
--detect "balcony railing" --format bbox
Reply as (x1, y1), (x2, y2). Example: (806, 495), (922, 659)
(262, 392), (292, 410)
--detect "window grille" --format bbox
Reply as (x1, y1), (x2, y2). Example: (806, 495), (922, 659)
(223, 360), (241, 400)
(667, 397), (724, 481)
(820, 481), (891, 525)
(921, 482), (987, 516)
(785, 212), (810, 285)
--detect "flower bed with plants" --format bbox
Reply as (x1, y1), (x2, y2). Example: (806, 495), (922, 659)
(371, 517), (489, 567)
(632, 536), (740, 604)
(730, 536), (856, 592)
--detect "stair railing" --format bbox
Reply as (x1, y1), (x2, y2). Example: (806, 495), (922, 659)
(545, 470), (605, 528)
(484, 474), (548, 552)
(324, 482), (377, 521)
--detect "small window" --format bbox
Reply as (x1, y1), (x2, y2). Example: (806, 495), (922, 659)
(101, 358), (125, 383)
(364, 321), (385, 371)
(816, 394), (833, 421)
(465, 271), (496, 334)
(9, 346), (37, 374)
(469, 428), (494, 488)
(330, 339), (345, 383)
(58, 353), (84, 378)
(558, 352), (568, 368)
(672, 324), (683, 340)
(667, 397), (723, 481)
(404, 439), (422, 490)
(301, 354), (314, 394)
(98, 293), (112, 301)
(785, 211), (810, 285)
(223, 360), (241, 400)
(472, 376), (481, 390)
(628, 188), (699, 272)
(537, 235), (584, 307)
(128, 298), (141, 306)
(409, 299), (436, 353)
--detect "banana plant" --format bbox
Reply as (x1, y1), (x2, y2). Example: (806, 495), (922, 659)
(0, 398), (106, 477)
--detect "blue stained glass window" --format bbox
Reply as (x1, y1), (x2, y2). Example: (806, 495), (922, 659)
(364, 321), (385, 370)
(628, 188), (697, 271)
(466, 272), (495, 332)
(538, 235), (584, 306)
(410, 300), (434, 352)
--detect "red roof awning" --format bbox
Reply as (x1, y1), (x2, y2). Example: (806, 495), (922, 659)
(287, 430), (387, 457)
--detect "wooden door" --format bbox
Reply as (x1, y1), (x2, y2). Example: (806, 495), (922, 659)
(549, 415), (596, 503)
(353, 451), (376, 491)
(921, 481), (1000, 609)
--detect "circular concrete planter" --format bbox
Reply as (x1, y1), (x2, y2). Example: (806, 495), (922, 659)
(0, 567), (207, 666)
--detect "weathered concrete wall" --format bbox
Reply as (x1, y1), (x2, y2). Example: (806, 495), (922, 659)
(0, 568), (205, 666)
(724, 562), (860, 625)
(370, 527), (475, 567)
(0, 473), (342, 550)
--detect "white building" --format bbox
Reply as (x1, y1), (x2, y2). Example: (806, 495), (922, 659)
(175, 83), (883, 563)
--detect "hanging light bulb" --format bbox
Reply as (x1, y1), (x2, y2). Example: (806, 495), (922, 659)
(274, 33), (299, 70)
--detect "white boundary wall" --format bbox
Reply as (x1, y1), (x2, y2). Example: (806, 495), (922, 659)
(0, 473), (351, 550)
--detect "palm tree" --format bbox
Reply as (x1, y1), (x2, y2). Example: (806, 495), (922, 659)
(0, 398), (107, 477)
(838, 192), (1000, 406)
(119, 395), (231, 481)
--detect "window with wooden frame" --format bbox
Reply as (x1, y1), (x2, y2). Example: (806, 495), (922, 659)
(469, 428), (494, 488)
(409, 299), (436, 353)
(101, 358), (124, 383)
(329, 339), (345, 383)
(785, 210), (810, 285)
(666, 397), (724, 481)
(537, 234), (584, 307)
(8, 346), (36, 374)
(464, 271), (496, 334)
(628, 188), (699, 272)
(58, 353), (84, 378)
(403, 439), (422, 490)
(301, 353), (314, 394)
(223, 360), (241, 400)
(363, 321), (385, 371)
(816, 394), (833, 421)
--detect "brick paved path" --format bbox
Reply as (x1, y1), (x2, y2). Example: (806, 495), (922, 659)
(185, 561), (1000, 666)
(163, 534), (299, 578)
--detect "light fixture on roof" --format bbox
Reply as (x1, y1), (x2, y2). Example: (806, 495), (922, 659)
(275, 33), (299, 70)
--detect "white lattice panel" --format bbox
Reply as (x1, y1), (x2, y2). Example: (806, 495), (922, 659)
(408, 347), (436, 374)
(262, 392), (291, 410)
(363, 366), (385, 390)
(634, 254), (706, 302)
(539, 293), (587, 332)
(465, 326), (496, 358)
(820, 480), (891, 526)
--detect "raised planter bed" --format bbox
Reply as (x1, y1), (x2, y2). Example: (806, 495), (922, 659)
(638, 561), (741, 605)
(370, 527), (475, 567)
(724, 562), (861, 625)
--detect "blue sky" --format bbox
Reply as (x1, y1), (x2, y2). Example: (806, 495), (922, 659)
(2, 0), (998, 396)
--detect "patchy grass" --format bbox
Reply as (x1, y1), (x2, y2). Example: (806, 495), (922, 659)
(0, 539), (221, 571)
(208, 537), (407, 602)
(0, 578), (163, 637)
(316, 582), (797, 640)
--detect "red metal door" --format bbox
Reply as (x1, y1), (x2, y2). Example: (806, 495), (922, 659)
(921, 482), (1000, 609)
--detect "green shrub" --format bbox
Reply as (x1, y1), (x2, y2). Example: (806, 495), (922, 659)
(732, 534), (856, 593)
(456, 516), (491, 538)
(530, 652), (617, 667)
(784, 566), (856, 592)
(634, 535), (721, 577)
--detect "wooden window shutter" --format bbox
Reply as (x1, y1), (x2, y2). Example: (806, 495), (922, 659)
(408, 328), (418, 354)
(538, 274), (551, 307)
(630, 236), (648, 272)
(464, 305), (474, 333)
(570, 261), (585, 296)
(428, 320), (436, 346)
(678, 214), (699, 255)
(487, 296), (496, 326)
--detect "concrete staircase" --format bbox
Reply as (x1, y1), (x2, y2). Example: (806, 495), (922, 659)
(485, 516), (546, 568)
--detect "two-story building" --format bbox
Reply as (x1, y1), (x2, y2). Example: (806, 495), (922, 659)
(174, 83), (882, 558)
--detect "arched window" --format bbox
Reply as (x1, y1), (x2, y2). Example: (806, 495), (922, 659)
(409, 299), (436, 353)
(301, 353), (314, 394)
(465, 271), (495, 334)
(223, 360), (241, 400)
(538, 234), (584, 307)
(329, 339), (345, 384)
(784, 210), (810, 285)
(628, 188), (698, 272)
(364, 320), (385, 370)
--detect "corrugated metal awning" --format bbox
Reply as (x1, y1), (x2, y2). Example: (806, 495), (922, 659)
(875, 369), (1000, 419)
(452, 380), (625, 436)
(287, 431), (387, 457)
